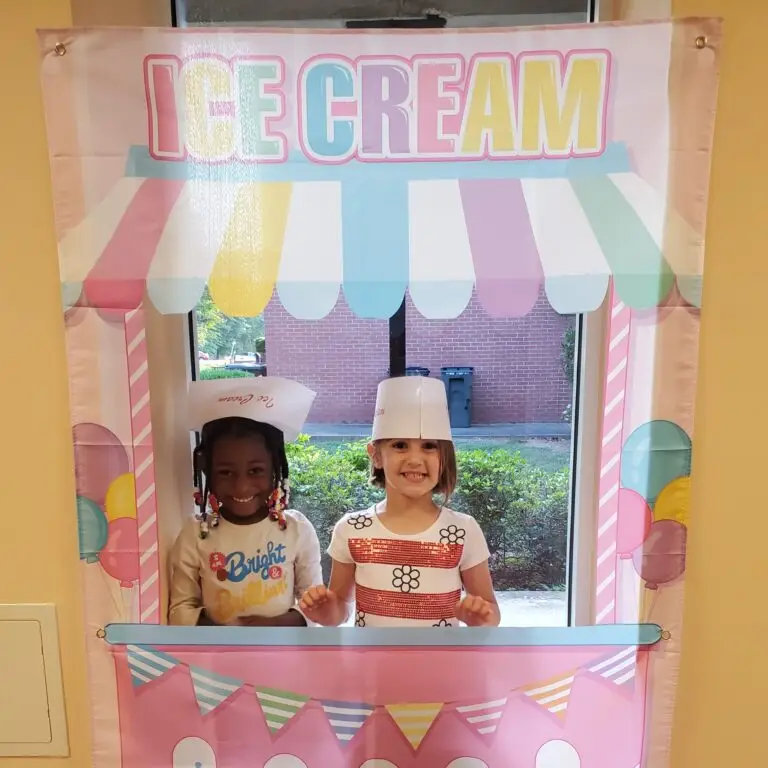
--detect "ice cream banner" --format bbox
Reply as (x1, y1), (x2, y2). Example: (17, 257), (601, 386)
(36, 17), (721, 768)
(144, 50), (610, 164)
(40, 20), (716, 321)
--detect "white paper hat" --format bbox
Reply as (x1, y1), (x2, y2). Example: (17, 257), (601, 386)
(372, 377), (452, 441)
(187, 377), (316, 443)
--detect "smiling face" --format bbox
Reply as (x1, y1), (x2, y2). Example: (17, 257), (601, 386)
(368, 438), (442, 499)
(208, 433), (275, 519)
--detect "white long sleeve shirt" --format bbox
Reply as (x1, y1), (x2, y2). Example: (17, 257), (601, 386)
(169, 509), (322, 626)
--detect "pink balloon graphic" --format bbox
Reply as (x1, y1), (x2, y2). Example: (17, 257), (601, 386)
(632, 519), (687, 590)
(99, 518), (139, 588)
(616, 488), (652, 559)
(72, 423), (130, 508)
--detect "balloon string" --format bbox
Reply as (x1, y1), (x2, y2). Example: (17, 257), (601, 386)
(644, 588), (660, 623)
(98, 565), (126, 621)
(121, 584), (135, 623)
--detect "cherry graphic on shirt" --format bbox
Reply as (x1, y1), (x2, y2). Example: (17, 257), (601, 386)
(209, 552), (226, 572)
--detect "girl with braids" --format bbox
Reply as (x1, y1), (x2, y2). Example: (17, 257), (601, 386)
(169, 377), (322, 627)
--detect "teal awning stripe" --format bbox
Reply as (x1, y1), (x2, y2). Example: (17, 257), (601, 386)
(570, 176), (675, 309)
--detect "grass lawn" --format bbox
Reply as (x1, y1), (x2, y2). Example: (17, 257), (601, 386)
(309, 436), (572, 473)
(455, 437), (571, 473)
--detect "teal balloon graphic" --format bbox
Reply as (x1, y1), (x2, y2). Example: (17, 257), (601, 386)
(77, 496), (108, 563)
(620, 420), (692, 505)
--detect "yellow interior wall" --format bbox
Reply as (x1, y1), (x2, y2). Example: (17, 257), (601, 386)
(0, 1), (169, 766)
(0, 3), (86, 767)
(0, 0), (759, 766)
(670, 2), (768, 766)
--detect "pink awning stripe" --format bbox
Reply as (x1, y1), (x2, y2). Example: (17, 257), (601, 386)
(459, 179), (543, 318)
(84, 178), (185, 310)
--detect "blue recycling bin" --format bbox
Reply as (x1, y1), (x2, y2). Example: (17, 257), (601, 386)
(441, 366), (474, 428)
(405, 366), (430, 377)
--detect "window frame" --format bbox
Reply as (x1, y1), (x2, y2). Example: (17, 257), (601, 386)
(180, 0), (589, 25)
(172, 0), (602, 627)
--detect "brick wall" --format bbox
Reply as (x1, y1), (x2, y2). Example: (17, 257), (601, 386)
(264, 289), (575, 424)
(263, 297), (389, 423)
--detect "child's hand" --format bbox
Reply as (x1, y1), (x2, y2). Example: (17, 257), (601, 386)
(299, 585), (343, 625)
(455, 594), (497, 627)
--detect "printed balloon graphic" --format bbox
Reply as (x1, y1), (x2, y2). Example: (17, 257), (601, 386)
(99, 517), (140, 587)
(536, 739), (581, 767)
(620, 420), (691, 505)
(263, 757), (308, 768)
(616, 488), (652, 558)
(76, 496), (108, 563)
(359, 762), (399, 768)
(172, 737), (216, 768)
(105, 473), (137, 522)
(632, 519), (687, 589)
(72, 423), (130, 508)
(654, 476), (691, 526)
(360, 762), (399, 768)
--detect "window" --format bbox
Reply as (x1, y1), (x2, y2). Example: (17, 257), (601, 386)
(180, 0), (599, 628)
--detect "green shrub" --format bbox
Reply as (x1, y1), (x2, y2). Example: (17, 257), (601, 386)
(198, 368), (251, 381)
(287, 437), (569, 590)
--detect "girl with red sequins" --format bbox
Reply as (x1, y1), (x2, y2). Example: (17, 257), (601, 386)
(169, 377), (322, 628)
(301, 376), (500, 628)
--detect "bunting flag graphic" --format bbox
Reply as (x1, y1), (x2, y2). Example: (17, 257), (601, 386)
(385, 703), (443, 750)
(256, 687), (310, 734)
(321, 699), (376, 744)
(521, 670), (576, 721)
(588, 646), (637, 689)
(455, 697), (508, 737)
(126, 644), (178, 687)
(189, 666), (243, 715)
(119, 643), (639, 744)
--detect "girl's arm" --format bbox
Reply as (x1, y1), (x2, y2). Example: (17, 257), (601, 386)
(168, 523), (207, 626)
(293, 514), (324, 602)
(300, 559), (356, 626)
(456, 517), (501, 627)
(299, 515), (357, 625)
(328, 559), (357, 623)
(459, 560), (501, 627)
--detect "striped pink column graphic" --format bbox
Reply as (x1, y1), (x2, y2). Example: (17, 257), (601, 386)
(594, 282), (632, 624)
(124, 307), (160, 624)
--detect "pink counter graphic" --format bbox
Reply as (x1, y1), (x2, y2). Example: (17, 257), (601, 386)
(107, 627), (655, 768)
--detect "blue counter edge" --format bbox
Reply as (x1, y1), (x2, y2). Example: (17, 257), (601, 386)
(104, 623), (662, 648)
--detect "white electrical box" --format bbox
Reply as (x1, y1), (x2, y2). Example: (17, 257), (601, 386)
(0, 604), (69, 756)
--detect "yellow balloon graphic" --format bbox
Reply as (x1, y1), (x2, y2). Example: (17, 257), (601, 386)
(653, 476), (691, 526)
(104, 473), (137, 522)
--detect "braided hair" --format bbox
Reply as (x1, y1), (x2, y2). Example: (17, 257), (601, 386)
(193, 416), (290, 538)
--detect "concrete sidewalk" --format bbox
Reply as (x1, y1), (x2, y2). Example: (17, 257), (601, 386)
(304, 423), (571, 439)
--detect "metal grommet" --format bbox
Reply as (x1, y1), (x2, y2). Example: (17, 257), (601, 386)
(96, 628), (106, 639)
(54, 42), (67, 56)
(695, 36), (707, 50)
(661, 630), (672, 641)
